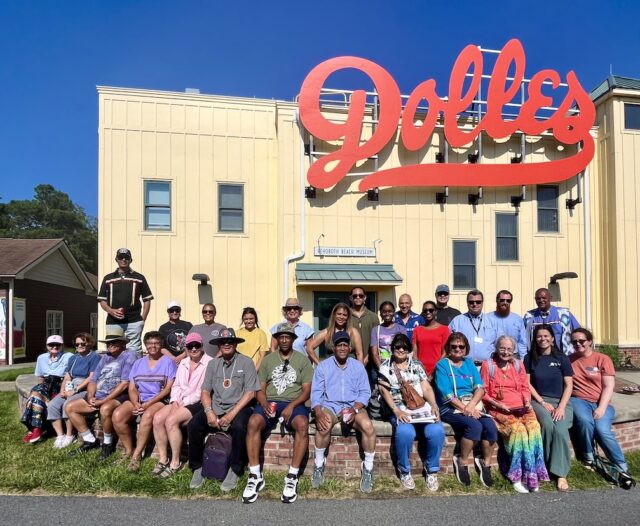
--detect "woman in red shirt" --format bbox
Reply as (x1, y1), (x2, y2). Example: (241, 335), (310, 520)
(481, 335), (549, 493)
(412, 301), (449, 377)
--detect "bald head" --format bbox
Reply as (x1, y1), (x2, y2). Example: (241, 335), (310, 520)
(398, 294), (413, 315)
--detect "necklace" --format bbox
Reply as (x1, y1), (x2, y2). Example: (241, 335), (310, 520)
(222, 357), (237, 389)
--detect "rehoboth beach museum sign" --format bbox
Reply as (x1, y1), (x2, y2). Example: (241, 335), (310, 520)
(299, 39), (596, 192)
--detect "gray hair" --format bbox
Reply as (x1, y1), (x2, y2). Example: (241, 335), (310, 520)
(495, 335), (517, 351)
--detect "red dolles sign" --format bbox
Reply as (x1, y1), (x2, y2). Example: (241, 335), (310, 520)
(299, 39), (596, 191)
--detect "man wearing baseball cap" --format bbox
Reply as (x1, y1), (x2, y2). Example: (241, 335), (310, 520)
(97, 248), (154, 356)
(269, 298), (314, 357)
(158, 301), (193, 363)
(310, 331), (376, 492)
(434, 284), (461, 326)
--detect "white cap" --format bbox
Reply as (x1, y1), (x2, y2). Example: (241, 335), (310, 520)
(46, 335), (64, 345)
(167, 301), (181, 310)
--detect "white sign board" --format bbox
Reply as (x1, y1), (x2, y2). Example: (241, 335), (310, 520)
(314, 247), (376, 257)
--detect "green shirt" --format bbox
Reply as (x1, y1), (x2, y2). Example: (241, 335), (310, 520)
(351, 307), (379, 354)
(259, 350), (313, 402)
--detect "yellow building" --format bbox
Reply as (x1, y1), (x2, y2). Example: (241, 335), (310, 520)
(96, 70), (640, 362)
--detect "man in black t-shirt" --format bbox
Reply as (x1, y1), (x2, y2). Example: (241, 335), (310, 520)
(97, 248), (154, 356)
(434, 284), (461, 326)
(158, 300), (193, 363)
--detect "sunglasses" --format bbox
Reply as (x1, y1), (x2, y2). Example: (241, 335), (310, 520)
(74, 342), (88, 348)
(351, 294), (365, 299)
(467, 300), (483, 305)
(498, 298), (512, 304)
(202, 310), (215, 314)
(116, 256), (131, 261)
(436, 292), (449, 296)
(168, 308), (181, 314)
(47, 343), (62, 348)
(284, 306), (301, 311)
(282, 359), (290, 373)
(450, 344), (466, 350)
(571, 339), (588, 346)
(186, 343), (202, 350)
(393, 345), (409, 353)
(423, 308), (436, 313)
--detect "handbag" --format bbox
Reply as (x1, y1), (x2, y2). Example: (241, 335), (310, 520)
(448, 360), (486, 414)
(393, 363), (426, 410)
(201, 431), (233, 481)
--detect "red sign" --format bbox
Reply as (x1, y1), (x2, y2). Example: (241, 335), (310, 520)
(299, 39), (595, 191)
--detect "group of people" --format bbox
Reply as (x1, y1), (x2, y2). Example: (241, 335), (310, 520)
(18, 248), (635, 502)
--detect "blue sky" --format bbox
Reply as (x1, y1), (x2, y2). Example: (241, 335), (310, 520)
(1, 0), (638, 217)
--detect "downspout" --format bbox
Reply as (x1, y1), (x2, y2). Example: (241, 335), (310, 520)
(583, 137), (592, 329)
(283, 109), (306, 303)
(8, 278), (14, 365)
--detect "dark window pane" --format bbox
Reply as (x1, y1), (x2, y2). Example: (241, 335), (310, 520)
(625, 104), (640, 130)
(496, 214), (518, 261)
(453, 240), (475, 264)
(496, 214), (517, 236)
(538, 209), (558, 232)
(454, 266), (476, 289)
(537, 185), (559, 232)
(144, 181), (171, 231)
(145, 181), (171, 206)
(453, 241), (476, 289)
(219, 185), (243, 208)
(146, 208), (171, 229)
(496, 238), (517, 261)
(537, 186), (558, 209)
(218, 184), (244, 233)
(220, 209), (243, 232)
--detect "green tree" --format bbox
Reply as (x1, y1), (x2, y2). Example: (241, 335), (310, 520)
(0, 184), (97, 273)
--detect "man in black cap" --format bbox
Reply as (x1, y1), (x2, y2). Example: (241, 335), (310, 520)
(97, 248), (154, 356)
(434, 284), (461, 326)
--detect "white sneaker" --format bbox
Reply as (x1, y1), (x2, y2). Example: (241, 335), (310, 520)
(242, 473), (265, 504)
(426, 473), (439, 492)
(60, 435), (76, 448)
(52, 436), (65, 449)
(513, 481), (529, 493)
(281, 474), (299, 503)
(400, 473), (415, 490)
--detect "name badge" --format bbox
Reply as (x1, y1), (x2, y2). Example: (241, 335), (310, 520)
(474, 336), (483, 343)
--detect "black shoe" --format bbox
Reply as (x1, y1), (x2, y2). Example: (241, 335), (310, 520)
(619, 472), (636, 490)
(453, 456), (471, 486)
(474, 457), (493, 487)
(98, 443), (116, 461)
(68, 440), (100, 458)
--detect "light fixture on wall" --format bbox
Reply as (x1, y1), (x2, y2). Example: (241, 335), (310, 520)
(468, 187), (483, 206)
(367, 188), (380, 202)
(436, 186), (449, 204)
(435, 152), (445, 163)
(510, 185), (526, 211)
(566, 196), (582, 209)
(468, 151), (479, 164)
(548, 272), (578, 302)
(511, 154), (522, 163)
(305, 186), (317, 199)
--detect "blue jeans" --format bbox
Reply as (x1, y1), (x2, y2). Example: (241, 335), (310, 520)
(570, 397), (628, 471)
(390, 416), (446, 475)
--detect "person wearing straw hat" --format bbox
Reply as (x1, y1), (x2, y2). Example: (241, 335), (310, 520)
(269, 298), (314, 357)
(65, 327), (137, 459)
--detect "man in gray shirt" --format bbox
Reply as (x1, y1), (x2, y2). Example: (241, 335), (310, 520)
(188, 303), (227, 358)
(187, 328), (259, 492)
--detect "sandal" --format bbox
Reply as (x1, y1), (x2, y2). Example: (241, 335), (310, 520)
(127, 457), (141, 472)
(151, 461), (169, 476)
(556, 477), (569, 492)
(159, 462), (184, 479)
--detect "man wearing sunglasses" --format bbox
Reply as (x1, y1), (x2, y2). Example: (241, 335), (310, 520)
(243, 323), (313, 504)
(434, 284), (461, 326)
(159, 301), (193, 364)
(188, 303), (227, 358)
(269, 298), (314, 356)
(487, 290), (528, 359)
(97, 248), (154, 356)
(449, 289), (498, 365)
(523, 288), (580, 355)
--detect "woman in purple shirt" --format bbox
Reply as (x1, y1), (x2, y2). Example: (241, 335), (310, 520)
(112, 331), (176, 471)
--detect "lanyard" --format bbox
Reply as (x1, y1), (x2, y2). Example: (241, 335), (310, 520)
(468, 314), (483, 336)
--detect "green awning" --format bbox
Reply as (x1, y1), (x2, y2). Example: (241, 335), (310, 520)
(295, 263), (402, 284)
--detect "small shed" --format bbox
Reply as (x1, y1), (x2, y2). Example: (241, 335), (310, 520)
(0, 238), (97, 364)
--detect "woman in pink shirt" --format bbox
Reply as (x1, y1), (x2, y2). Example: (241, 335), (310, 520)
(151, 332), (212, 478)
(480, 335), (549, 493)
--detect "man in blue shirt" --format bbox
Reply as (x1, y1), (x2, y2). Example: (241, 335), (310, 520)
(487, 290), (528, 359)
(523, 288), (580, 355)
(449, 290), (498, 364)
(394, 293), (424, 343)
(310, 331), (376, 493)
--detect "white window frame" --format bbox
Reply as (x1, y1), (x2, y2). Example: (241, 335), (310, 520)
(144, 180), (172, 231)
(46, 310), (64, 338)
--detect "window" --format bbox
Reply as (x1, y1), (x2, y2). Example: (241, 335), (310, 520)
(625, 103), (640, 130)
(453, 240), (476, 289)
(144, 181), (171, 231)
(218, 184), (244, 232)
(46, 310), (63, 338)
(537, 185), (559, 233)
(496, 213), (518, 261)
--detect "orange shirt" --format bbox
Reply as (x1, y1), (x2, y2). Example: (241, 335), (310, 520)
(570, 351), (615, 403)
(480, 359), (531, 410)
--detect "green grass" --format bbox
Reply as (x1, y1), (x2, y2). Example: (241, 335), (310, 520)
(0, 367), (34, 382)
(0, 391), (637, 499)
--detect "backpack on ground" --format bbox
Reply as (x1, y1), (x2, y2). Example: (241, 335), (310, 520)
(592, 442), (636, 490)
(201, 431), (233, 481)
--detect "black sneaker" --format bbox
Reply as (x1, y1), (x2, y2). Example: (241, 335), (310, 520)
(98, 443), (116, 461)
(68, 440), (99, 458)
(619, 472), (636, 490)
(453, 456), (471, 486)
(474, 457), (493, 487)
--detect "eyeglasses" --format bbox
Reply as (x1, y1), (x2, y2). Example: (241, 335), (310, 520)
(106, 342), (122, 348)
(423, 308), (436, 313)
(571, 339), (588, 346)
(393, 345), (409, 353)
(168, 308), (181, 314)
(74, 342), (88, 348)
(47, 343), (62, 348)
(282, 359), (290, 373)
(284, 306), (301, 311)
(202, 310), (215, 314)
(186, 343), (202, 351)
(467, 300), (483, 305)
(498, 298), (512, 304)
(497, 347), (513, 352)
(436, 292), (449, 296)
(351, 294), (365, 299)
(116, 256), (131, 261)
(450, 344), (466, 350)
